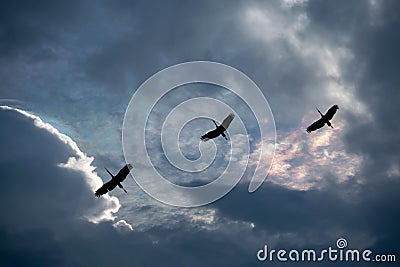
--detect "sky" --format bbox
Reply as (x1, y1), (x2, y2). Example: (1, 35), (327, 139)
(1, 0), (399, 266)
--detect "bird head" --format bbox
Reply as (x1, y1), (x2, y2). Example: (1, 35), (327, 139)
(127, 163), (133, 170)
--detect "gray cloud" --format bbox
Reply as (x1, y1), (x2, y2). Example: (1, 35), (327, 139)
(304, 0), (400, 181)
(1, 0), (400, 265)
(0, 108), (253, 266)
(4, 107), (397, 267)
(0, 107), (120, 226)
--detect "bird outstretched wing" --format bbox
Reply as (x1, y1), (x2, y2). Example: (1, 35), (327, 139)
(95, 164), (133, 197)
(201, 129), (219, 141)
(95, 184), (108, 197)
(95, 180), (117, 197)
(115, 164), (131, 182)
(201, 114), (235, 142)
(221, 113), (235, 130)
(306, 118), (325, 133)
(324, 105), (339, 121)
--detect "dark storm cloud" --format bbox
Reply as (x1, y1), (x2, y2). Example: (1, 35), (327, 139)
(306, 0), (370, 39)
(305, 0), (400, 178)
(0, 108), (272, 266)
(76, 0), (323, 125)
(5, 107), (396, 267)
(0, 108), (104, 231)
(211, 0), (399, 260)
(60, 0), (342, 163)
(0, 0), (90, 59)
(78, 1), (245, 90)
(348, 1), (400, 163)
(1, 0), (400, 266)
(213, 181), (400, 251)
(0, 0), (345, 158)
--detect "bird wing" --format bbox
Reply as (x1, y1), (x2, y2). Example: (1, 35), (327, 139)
(95, 179), (117, 197)
(221, 113), (235, 130)
(324, 105), (338, 121)
(95, 184), (108, 197)
(306, 118), (325, 133)
(201, 128), (220, 141)
(115, 164), (131, 182)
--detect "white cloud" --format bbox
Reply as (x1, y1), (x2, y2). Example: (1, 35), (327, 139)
(0, 105), (125, 225)
(240, 4), (371, 120)
(113, 219), (133, 231)
(280, 0), (308, 9)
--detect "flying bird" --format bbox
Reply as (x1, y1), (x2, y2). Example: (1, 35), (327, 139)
(95, 164), (133, 197)
(201, 113), (235, 142)
(306, 105), (339, 133)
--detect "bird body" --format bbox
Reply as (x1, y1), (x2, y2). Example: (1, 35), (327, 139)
(201, 113), (234, 141)
(95, 164), (133, 197)
(306, 105), (339, 133)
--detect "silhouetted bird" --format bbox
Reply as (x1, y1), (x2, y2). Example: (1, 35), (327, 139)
(306, 105), (339, 133)
(201, 113), (235, 141)
(95, 164), (133, 197)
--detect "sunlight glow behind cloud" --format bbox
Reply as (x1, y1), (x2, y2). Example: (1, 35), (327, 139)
(253, 117), (363, 191)
(0, 105), (122, 224)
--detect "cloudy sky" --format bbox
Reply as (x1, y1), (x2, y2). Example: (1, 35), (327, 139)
(1, 0), (399, 266)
